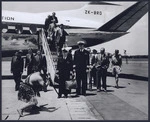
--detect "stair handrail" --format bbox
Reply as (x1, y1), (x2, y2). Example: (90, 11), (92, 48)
(39, 29), (56, 82)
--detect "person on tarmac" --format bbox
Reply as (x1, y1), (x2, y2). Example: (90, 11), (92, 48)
(25, 48), (36, 76)
(17, 72), (48, 117)
(56, 47), (73, 98)
(74, 41), (89, 96)
(111, 49), (122, 88)
(11, 50), (24, 91)
(89, 49), (98, 90)
(95, 48), (110, 92)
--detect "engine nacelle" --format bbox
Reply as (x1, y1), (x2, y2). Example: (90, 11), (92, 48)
(29, 24), (37, 34)
(2, 24), (8, 33)
(15, 24), (23, 34)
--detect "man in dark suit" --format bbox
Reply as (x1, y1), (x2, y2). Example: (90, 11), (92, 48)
(44, 15), (51, 37)
(49, 12), (58, 26)
(25, 49), (35, 75)
(11, 50), (24, 91)
(45, 13), (58, 32)
(34, 50), (47, 74)
(34, 50), (47, 91)
(57, 24), (68, 52)
(95, 48), (110, 92)
(48, 12), (58, 39)
(74, 41), (89, 96)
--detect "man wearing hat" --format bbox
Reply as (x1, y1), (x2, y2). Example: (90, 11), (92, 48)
(11, 50), (24, 91)
(74, 41), (89, 96)
(57, 47), (73, 98)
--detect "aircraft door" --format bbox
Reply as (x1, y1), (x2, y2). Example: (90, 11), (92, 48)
(15, 24), (23, 34)
(29, 24), (37, 34)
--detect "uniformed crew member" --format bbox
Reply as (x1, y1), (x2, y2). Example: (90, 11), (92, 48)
(96, 48), (109, 92)
(74, 41), (89, 96)
(11, 50), (24, 91)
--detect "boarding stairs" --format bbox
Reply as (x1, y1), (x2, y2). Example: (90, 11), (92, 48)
(38, 29), (58, 87)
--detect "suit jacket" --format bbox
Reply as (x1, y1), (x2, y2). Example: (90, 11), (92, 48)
(96, 53), (110, 69)
(59, 29), (68, 44)
(44, 18), (50, 31)
(74, 49), (89, 71)
(49, 16), (58, 24)
(34, 54), (47, 72)
(11, 56), (24, 74)
(57, 55), (73, 80)
(91, 54), (98, 66)
(25, 54), (35, 69)
(44, 16), (58, 31)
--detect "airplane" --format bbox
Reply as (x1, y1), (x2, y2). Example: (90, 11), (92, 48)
(2, 1), (148, 49)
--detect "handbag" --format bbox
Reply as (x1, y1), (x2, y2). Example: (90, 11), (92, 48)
(65, 78), (77, 90)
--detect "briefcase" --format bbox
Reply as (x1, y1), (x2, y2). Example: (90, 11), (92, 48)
(65, 78), (77, 90)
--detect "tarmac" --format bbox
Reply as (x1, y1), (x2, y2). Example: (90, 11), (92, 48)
(1, 60), (149, 120)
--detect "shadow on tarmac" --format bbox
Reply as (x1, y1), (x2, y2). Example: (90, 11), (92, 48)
(107, 85), (126, 89)
(23, 104), (60, 117)
(2, 73), (148, 81)
(107, 72), (148, 81)
(85, 93), (97, 96)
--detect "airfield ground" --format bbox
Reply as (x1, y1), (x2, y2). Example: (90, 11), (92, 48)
(1, 60), (148, 120)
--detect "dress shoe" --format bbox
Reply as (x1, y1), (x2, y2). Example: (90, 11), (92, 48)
(97, 89), (101, 92)
(58, 95), (62, 98)
(103, 89), (107, 92)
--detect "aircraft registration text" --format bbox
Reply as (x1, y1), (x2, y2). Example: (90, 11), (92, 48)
(85, 10), (102, 15)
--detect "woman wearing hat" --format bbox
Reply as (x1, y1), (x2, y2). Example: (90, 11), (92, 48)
(56, 48), (73, 98)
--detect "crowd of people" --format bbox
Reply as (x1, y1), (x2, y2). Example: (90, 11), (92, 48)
(54, 41), (122, 98)
(10, 12), (123, 117)
(44, 12), (68, 53)
(11, 49), (48, 117)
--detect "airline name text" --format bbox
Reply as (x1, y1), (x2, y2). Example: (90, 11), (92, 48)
(2, 16), (15, 21)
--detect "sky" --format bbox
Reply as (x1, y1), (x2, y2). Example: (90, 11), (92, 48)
(2, 1), (148, 55)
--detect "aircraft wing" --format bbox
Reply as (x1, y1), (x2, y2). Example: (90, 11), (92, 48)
(98, 1), (148, 32)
